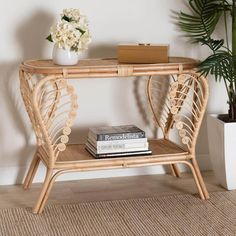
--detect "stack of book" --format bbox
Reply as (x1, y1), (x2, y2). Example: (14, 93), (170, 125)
(85, 125), (152, 158)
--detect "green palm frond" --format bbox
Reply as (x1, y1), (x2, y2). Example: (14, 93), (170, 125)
(198, 51), (236, 82)
(175, 0), (236, 119)
(178, 0), (229, 49)
(198, 38), (224, 51)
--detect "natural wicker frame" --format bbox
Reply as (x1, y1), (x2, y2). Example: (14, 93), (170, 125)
(19, 58), (209, 214)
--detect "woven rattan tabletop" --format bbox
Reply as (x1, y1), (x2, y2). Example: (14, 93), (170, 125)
(20, 57), (199, 76)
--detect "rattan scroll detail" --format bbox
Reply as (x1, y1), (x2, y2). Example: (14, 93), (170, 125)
(21, 73), (78, 166)
(19, 70), (43, 144)
(147, 72), (208, 153)
(38, 78), (77, 162)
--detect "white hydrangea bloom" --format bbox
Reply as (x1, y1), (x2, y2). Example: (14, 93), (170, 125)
(50, 21), (82, 50)
(48, 8), (91, 53)
(62, 8), (81, 21)
(77, 31), (92, 51)
(77, 15), (89, 30)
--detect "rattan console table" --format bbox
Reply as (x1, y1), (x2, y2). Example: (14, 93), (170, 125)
(19, 57), (209, 214)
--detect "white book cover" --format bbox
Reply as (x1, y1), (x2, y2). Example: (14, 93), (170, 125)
(89, 138), (148, 148)
(86, 140), (149, 154)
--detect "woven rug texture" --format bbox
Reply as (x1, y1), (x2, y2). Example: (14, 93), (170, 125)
(1, 191), (236, 236)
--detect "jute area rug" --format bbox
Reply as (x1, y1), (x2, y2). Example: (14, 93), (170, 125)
(1, 191), (236, 236)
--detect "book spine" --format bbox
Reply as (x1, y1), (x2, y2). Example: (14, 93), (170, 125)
(89, 137), (148, 147)
(95, 150), (152, 158)
(87, 141), (149, 154)
(89, 131), (145, 141)
(85, 146), (152, 159)
(97, 142), (149, 153)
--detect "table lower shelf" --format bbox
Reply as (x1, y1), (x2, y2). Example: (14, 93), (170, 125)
(54, 139), (188, 170)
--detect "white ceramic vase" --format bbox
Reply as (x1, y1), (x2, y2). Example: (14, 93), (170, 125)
(52, 45), (79, 66)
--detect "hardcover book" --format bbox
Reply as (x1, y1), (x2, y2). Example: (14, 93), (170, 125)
(88, 125), (145, 141)
(88, 138), (148, 152)
(86, 140), (149, 154)
(85, 144), (152, 159)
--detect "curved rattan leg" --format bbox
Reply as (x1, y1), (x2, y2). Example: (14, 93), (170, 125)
(181, 161), (205, 200)
(191, 158), (209, 199)
(37, 170), (64, 214)
(23, 152), (40, 190)
(170, 164), (180, 177)
(32, 168), (53, 214)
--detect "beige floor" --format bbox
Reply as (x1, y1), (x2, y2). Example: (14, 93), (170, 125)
(0, 171), (224, 209)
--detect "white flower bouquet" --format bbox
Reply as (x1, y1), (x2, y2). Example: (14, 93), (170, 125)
(47, 9), (91, 53)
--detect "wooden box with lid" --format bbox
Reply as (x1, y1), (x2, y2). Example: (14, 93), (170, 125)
(117, 44), (169, 64)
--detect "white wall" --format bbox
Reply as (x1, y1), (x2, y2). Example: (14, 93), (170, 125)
(0, 0), (227, 185)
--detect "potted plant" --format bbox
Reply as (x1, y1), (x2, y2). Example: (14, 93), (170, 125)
(175, 0), (236, 189)
(47, 8), (91, 65)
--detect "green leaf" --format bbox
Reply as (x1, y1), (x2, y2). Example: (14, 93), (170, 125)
(198, 38), (224, 51)
(62, 15), (71, 22)
(175, 0), (229, 51)
(198, 51), (236, 83)
(76, 27), (86, 35)
(46, 34), (53, 42)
